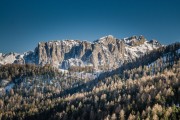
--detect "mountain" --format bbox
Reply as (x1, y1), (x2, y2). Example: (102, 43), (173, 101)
(0, 41), (179, 120)
(0, 35), (162, 70)
(0, 52), (24, 65)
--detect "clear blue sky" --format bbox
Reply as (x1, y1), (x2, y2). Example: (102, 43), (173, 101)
(0, 0), (180, 53)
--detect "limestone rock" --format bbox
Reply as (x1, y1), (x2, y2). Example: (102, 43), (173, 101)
(0, 35), (162, 71)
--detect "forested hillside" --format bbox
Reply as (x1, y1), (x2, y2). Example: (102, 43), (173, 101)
(0, 64), (59, 81)
(0, 42), (179, 120)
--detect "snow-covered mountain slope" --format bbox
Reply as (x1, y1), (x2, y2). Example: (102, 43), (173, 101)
(61, 58), (85, 69)
(0, 52), (24, 65)
(0, 35), (162, 70)
(124, 41), (159, 59)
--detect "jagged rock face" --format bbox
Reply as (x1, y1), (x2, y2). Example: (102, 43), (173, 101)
(123, 35), (146, 46)
(61, 58), (85, 69)
(32, 35), (127, 69)
(90, 35), (125, 69)
(14, 55), (25, 64)
(0, 35), (162, 70)
(34, 40), (93, 68)
(0, 53), (21, 65)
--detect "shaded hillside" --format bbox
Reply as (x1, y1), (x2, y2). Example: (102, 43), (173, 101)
(0, 64), (60, 82)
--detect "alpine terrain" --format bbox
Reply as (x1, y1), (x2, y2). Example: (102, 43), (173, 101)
(0, 35), (161, 70)
(0, 35), (179, 120)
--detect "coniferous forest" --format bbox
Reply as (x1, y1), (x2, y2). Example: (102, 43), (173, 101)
(0, 43), (180, 120)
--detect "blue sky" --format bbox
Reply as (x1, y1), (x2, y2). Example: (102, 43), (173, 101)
(0, 0), (180, 53)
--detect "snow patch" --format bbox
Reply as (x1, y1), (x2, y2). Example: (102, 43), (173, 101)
(5, 83), (15, 92)
(61, 58), (85, 69)
(62, 40), (80, 48)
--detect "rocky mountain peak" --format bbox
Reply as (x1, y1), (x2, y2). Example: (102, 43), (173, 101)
(0, 35), (162, 71)
(123, 35), (147, 46)
(94, 35), (116, 44)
